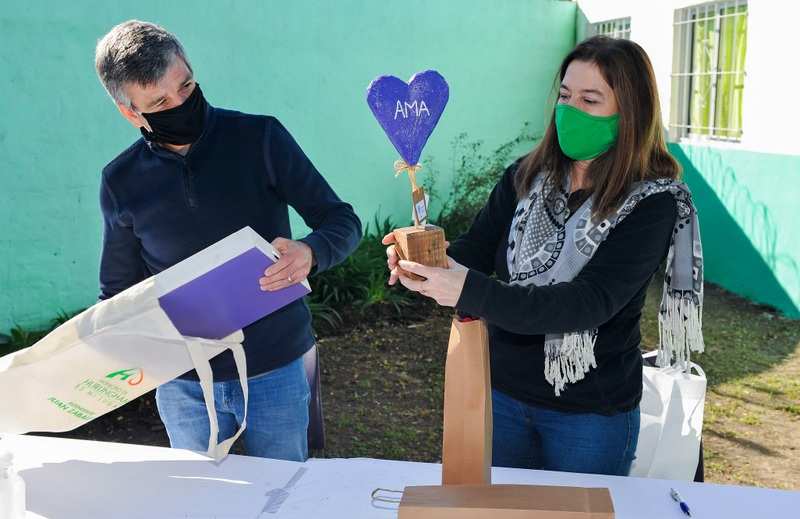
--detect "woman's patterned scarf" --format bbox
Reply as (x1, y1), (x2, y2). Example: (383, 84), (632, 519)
(507, 173), (704, 396)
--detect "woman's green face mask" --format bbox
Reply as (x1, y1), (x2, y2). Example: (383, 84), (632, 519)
(555, 103), (619, 161)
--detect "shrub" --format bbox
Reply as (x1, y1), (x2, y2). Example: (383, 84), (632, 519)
(423, 124), (539, 238)
(308, 214), (414, 330)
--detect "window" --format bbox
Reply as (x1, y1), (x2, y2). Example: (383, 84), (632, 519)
(590, 17), (631, 40)
(670, 1), (748, 142)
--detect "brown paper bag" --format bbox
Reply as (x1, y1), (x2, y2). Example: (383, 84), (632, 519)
(441, 315), (492, 485)
(398, 484), (615, 519)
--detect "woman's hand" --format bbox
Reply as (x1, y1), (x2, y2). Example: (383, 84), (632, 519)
(381, 232), (402, 286)
(381, 232), (452, 287)
(396, 257), (469, 307)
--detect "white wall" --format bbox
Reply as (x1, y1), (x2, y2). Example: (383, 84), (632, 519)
(577, 0), (800, 156)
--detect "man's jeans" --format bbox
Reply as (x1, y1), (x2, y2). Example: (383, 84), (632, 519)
(156, 356), (310, 461)
(491, 388), (640, 475)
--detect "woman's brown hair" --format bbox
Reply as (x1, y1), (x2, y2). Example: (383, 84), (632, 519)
(515, 36), (680, 219)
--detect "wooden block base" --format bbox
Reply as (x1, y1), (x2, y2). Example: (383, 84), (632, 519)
(393, 225), (448, 281)
(398, 485), (614, 519)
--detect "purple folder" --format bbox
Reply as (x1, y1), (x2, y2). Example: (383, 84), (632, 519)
(158, 247), (311, 340)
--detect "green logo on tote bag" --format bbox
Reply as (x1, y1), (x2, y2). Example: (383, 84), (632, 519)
(105, 368), (144, 386)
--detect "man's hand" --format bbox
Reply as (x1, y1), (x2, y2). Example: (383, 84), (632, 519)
(259, 238), (314, 291)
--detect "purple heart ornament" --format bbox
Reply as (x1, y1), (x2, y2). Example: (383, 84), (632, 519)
(366, 70), (449, 166)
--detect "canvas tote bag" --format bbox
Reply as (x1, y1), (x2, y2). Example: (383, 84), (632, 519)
(0, 276), (247, 462)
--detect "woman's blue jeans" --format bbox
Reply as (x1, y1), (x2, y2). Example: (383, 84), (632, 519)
(491, 388), (639, 475)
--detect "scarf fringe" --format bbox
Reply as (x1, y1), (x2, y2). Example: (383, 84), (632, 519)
(657, 288), (705, 369)
(544, 330), (598, 396)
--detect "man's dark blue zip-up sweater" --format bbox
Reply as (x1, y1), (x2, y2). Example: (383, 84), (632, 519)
(99, 106), (362, 380)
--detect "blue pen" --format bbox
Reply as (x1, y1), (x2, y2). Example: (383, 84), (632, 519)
(670, 488), (692, 517)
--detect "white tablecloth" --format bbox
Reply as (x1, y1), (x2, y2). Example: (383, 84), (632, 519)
(2, 434), (797, 518)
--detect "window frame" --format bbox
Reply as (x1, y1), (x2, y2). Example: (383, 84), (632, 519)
(589, 17), (632, 40)
(669, 0), (748, 143)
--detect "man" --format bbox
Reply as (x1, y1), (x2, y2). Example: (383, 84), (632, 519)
(94, 20), (361, 461)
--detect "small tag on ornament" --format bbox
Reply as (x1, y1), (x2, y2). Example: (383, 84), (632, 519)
(412, 187), (428, 226)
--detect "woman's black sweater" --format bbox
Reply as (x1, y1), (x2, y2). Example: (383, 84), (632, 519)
(450, 163), (676, 415)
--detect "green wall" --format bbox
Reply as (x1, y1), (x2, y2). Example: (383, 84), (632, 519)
(0, 1), (577, 331)
(670, 143), (800, 318)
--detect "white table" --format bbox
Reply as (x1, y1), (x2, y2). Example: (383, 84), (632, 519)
(3, 434), (797, 518)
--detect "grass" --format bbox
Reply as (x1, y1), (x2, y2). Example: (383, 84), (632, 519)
(637, 279), (800, 489)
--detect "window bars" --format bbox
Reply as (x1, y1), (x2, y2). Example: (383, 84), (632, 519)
(670, 0), (748, 142)
(590, 17), (632, 40)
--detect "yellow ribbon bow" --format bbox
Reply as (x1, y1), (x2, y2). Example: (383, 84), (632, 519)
(393, 159), (423, 189)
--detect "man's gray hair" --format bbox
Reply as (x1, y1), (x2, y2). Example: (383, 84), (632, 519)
(95, 20), (192, 108)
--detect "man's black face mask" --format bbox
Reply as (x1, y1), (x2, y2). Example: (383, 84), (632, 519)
(139, 83), (207, 145)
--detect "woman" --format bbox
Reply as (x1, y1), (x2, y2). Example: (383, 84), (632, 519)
(383, 36), (704, 476)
